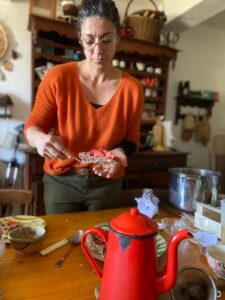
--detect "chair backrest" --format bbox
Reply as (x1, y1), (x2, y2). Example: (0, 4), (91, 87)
(0, 189), (33, 217)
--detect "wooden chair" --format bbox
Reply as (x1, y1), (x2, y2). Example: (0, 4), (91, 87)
(0, 189), (33, 217)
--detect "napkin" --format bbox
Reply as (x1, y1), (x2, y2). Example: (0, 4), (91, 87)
(193, 230), (217, 254)
(135, 189), (159, 218)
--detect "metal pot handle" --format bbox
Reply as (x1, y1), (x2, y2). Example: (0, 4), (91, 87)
(217, 290), (221, 298)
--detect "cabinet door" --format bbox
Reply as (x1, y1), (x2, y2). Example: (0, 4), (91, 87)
(32, 180), (45, 216)
(124, 171), (170, 189)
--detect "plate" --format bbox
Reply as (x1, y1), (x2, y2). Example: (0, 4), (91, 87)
(85, 223), (167, 261)
(0, 215), (46, 243)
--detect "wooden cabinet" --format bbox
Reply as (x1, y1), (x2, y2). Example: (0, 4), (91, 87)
(26, 15), (183, 215)
(23, 151), (45, 215)
(125, 151), (188, 189)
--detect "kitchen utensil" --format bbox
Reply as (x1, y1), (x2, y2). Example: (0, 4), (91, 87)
(171, 267), (219, 300)
(54, 230), (83, 267)
(195, 114), (211, 146)
(81, 207), (192, 300)
(169, 168), (221, 213)
(40, 229), (83, 256)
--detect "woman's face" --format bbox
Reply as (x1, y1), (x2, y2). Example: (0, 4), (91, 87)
(79, 16), (118, 68)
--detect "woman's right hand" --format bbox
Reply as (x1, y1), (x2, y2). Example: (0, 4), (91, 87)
(35, 134), (70, 160)
(26, 127), (70, 160)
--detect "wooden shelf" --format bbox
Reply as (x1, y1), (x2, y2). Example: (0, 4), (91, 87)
(117, 37), (178, 61)
(175, 95), (216, 124)
(36, 37), (79, 51)
(141, 118), (156, 125)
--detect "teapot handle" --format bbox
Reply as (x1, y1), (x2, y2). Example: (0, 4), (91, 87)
(81, 227), (108, 279)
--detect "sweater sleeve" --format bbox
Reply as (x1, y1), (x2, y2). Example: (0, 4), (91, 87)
(116, 140), (137, 156)
(24, 66), (59, 135)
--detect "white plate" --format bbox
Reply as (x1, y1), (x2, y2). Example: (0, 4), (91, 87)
(85, 223), (167, 261)
(0, 215), (46, 243)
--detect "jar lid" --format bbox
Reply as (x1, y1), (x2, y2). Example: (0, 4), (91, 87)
(110, 207), (158, 236)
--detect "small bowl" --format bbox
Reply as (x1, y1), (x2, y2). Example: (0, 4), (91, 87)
(161, 218), (183, 235)
(206, 244), (225, 280)
(8, 226), (45, 256)
(171, 267), (218, 300)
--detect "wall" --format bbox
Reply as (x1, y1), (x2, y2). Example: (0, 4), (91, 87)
(166, 24), (225, 169)
(0, 0), (31, 121)
(0, 0), (31, 184)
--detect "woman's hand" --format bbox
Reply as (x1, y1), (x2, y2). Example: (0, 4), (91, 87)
(35, 134), (70, 160)
(26, 127), (70, 160)
(93, 148), (127, 178)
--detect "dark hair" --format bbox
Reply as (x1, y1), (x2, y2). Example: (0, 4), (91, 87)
(77, 0), (121, 34)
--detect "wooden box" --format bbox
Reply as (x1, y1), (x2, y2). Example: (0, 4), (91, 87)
(194, 199), (225, 243)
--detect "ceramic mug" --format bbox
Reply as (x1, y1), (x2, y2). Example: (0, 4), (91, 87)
(167, 30), (179, 48)
(159, 33), (167, 45)
(119, 60), (126, 68)
(112, 59), (119, 67)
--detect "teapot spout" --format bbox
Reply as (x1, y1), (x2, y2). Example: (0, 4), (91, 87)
(156, 229), (192, 295)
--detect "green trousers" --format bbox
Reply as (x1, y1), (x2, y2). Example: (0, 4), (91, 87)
(43, 173), (124, 214)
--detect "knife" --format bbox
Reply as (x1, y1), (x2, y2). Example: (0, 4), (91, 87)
(40, 236), (72, 256)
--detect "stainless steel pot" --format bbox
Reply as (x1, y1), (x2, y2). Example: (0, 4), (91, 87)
(169, 168), (221, 213)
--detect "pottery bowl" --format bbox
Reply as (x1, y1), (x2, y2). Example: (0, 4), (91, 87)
(8, 226), (45, 256)
(206, 244), (225, 280)
(171, 267), (218, 300)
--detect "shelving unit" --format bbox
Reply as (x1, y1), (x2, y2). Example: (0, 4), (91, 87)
(175, 95), (216, 124)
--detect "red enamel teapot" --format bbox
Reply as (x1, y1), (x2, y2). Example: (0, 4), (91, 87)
(81, 208), (192, 300)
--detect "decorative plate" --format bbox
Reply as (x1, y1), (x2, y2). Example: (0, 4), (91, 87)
(0, 215), (46, 243)
(85, 223), (167, 261)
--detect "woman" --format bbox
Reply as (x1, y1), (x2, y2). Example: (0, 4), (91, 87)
(24, 0), (144, 214)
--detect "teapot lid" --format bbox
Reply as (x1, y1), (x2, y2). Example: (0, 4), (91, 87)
(110, 207), (158, 236)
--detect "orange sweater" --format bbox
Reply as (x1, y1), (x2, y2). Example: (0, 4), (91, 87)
(25, 62), (144, 178)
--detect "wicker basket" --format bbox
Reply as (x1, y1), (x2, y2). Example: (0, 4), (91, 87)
(123, 0), (166, 42)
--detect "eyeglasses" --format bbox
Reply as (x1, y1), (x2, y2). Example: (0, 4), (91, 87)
(79, 36), (118, 51)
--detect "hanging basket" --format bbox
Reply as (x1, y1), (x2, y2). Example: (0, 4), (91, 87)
(123, 0), (167, 42)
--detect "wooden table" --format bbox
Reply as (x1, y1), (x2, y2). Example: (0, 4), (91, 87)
(0, 207), (225, 300)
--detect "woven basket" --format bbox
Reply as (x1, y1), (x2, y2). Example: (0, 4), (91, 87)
(123, 0), (166, 42)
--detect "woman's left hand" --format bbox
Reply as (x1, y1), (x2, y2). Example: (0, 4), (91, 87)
(93, 148), (127, 178)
